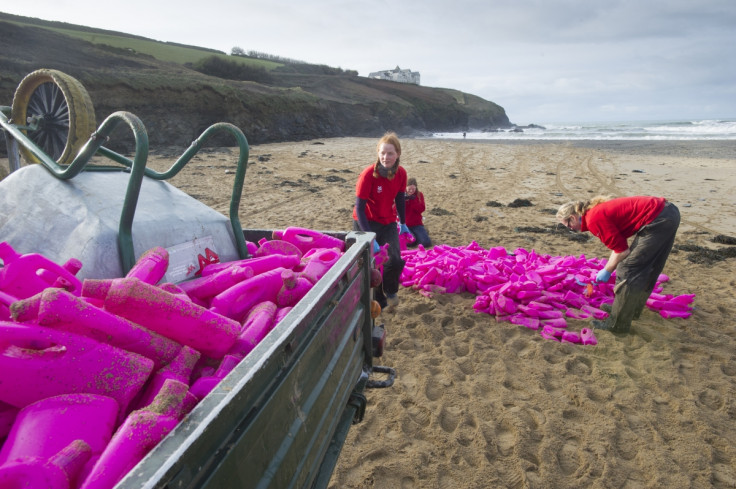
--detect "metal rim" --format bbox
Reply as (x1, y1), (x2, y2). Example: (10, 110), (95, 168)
(26, 81), (71, 160)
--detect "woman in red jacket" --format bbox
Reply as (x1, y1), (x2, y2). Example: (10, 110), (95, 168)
(353, 132), (409, 310)
(557, 195), (680, 334)
(405, 177), (432, 248)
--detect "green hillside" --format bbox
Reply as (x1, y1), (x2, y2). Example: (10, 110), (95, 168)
(0, 11), (511, 149)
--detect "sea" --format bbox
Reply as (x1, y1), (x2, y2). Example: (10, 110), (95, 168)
(431, 119), (736, 141)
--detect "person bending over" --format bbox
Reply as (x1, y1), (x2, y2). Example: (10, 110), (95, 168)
(557, 195), (680, 334)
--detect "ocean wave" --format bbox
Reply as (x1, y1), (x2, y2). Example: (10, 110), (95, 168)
(432, 119), (736, 141)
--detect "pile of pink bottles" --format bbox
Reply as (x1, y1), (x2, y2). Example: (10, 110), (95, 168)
(399, 242), (695, 345)
(0, 226), (345, 489)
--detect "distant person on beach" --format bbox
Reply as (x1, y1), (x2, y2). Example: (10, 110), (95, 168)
(405, 177), (432, 248)
(556, 195), (680, 334)
(353, 132), (409, 310)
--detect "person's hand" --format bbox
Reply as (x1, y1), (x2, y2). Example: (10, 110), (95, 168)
(373, 241), (380, 254)
(596, 269), (611, 283)
(399, 223), (410, 234)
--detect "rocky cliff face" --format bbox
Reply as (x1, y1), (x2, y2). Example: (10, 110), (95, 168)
(0, 20), (511, 152)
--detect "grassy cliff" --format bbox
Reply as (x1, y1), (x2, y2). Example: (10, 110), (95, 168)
(0, 12), (511, 150)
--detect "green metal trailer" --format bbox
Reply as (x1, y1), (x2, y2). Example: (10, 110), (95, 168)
(0, 69), (394, 488)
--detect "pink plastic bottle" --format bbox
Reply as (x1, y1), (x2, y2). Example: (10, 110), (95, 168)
(299, 248), (341, 284)
(134, 345), (201, 410)
(0, 400), (18, 440)
(273, 306), (292, 326)
(277, 269), (313, 308)
(0, 241), (82, 299)
(177, 263), (254, 301)
(0, 439), (92, 489)
(0, 321), (153, 413)
(227, 301), (278, 358)
(253, 239), (303, 259)
(158, 282), (194, 302)
(82, 277), (241, 359)
(398, 230), (416, 251)
(0, 290), (13, 321)
(272, 227), (345, 254)
(12, 288), (182, 370)
(125, 246), (169, 285)
(196, 253), (301, 281)
(0, 394), (118, 471)
(580, 328), (598, 346)
(209, 267), (287, 322)
(79, 379), (189, 489)
(38, 257), (83, 292)
(190, 354), (243, 400)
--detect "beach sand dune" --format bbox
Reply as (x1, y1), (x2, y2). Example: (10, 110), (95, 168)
(4, 137), (735, 488)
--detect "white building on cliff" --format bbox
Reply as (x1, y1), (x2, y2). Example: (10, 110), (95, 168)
(367, 66), (420, 85)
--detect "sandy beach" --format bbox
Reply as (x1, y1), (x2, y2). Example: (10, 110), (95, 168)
(3, 137), (736, 488)
(155, 137), (736, 488)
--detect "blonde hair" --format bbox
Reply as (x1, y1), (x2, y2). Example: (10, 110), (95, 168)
(556, 195), (614, 222)
(373, 131), (401, 179)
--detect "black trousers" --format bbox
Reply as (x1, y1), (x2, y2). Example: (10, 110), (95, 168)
(354, 220), (405, 304)
(609, 202), (681, 333)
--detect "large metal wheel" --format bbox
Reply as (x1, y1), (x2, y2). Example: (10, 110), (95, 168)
(11, 69), (96, 164)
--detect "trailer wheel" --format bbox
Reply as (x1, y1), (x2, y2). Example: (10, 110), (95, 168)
(11, 69), (96, 164)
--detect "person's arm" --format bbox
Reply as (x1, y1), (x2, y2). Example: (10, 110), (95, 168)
(395, 192), (406, 224)
(604, 248), (630, 272)
(355, 197), (371, 231)
(596, 247), (630, 282)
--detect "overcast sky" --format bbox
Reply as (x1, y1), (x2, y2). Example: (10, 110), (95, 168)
(3, 1), (735, 124)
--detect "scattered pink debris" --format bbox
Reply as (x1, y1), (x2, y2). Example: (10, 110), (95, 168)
(401, 242), (694, 344)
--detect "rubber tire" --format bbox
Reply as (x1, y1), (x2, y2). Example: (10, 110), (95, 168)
(11, 69), (96, 165)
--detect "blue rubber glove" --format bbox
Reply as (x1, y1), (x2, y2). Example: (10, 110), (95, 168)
(596, 269), (612, 283)
(399, 223), (410, 234)
(372, 241), (380, 253)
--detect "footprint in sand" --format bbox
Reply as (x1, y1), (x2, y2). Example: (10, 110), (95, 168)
(439, 405), (462, 433)
(614, 425), (639, 461)
(698, 387), (724, 411)
(557, 438), (582, 475)
(495, 418), (517, 457)
(456, 357), (476, 376)
(455, 414), (478, 447)
(424, 375), (449, 401)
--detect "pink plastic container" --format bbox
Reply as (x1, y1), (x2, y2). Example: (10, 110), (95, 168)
(197, 253), (301, 281)
(190, 354), (243, 400)
(178, 263), (254, 301)
(272, 227), (345, 254)
(209, 267), (287, 322)
(0, 290), (13, 321)
(82, 277), (240, 359)
(227, 301), (278, 358)
(0, 400), (18, 440)
(38, 257), (83, 292)
(580, 328), (598, 346)
(12, 288), (182, 370)
(299, 248), (341, 284)
(125, 246), (169, 285)
(277, 269), (313, 308)
(134, 345), (201, 410)
(252, 239), (303, 259)
(79, 380), (189, 489)
(0, 439), (92, 489)
(0, 322), (153, 413)
(0, 394), (118, 471)
(398, 231), (415, 251)
(0, 241), (82, 299)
